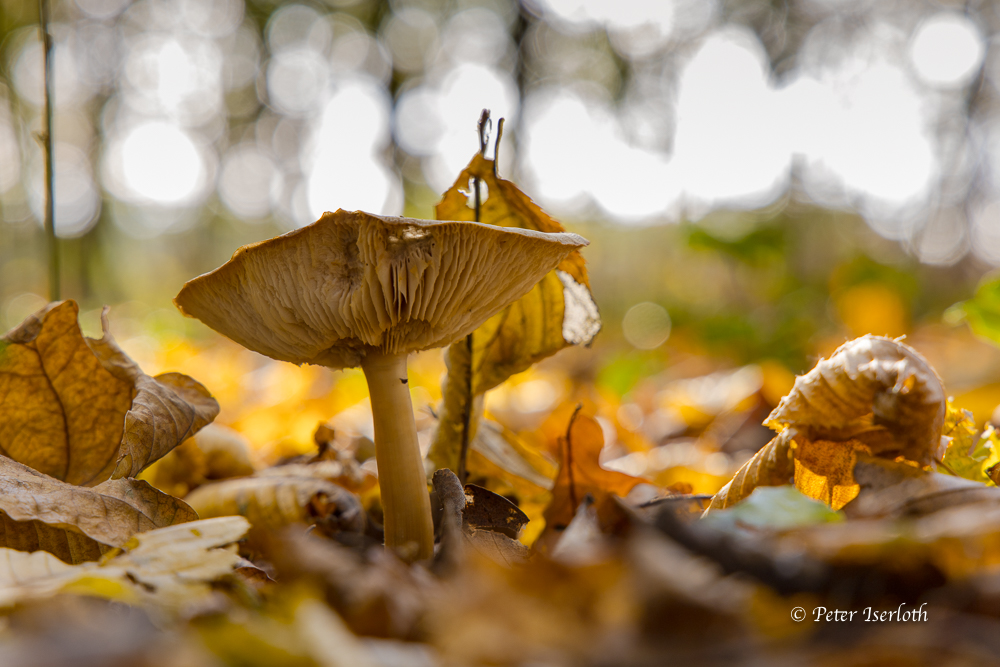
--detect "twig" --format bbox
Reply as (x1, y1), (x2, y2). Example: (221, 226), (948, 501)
(39, 0), (59, 300)
(456, 109), (492, 485)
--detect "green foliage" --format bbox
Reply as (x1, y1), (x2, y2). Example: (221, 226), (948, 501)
(947, 273), (1000, 346)
(702, 486), (844, 531)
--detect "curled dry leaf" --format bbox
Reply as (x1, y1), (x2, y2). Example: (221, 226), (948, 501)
(0, 301), (219, 485)
(709, 336), (950, 513)
(429, 151), (600, 472)
(0, 516), (249, 613)
(0, 455), (196, 564)
(765, 335), (946, 465)
(184, 476), (365, 539)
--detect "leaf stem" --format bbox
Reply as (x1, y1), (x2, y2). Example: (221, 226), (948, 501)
(39, 0), (59, 301)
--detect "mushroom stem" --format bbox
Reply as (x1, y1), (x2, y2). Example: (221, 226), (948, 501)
(361, 349), (434, 561)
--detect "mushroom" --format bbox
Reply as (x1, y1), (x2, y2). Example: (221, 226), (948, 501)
(175, 209), (587, 561)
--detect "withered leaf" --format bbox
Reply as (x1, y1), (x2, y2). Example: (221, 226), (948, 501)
(432, 468), (529, 572)
(429, 152), (600, 472)
(542, 411), (643, 533)
(0, 301), (219, 484)
(706, 430), (796, 512)
(184, 475), (365, 538)
(765, 335), (946, 465)
(0, 455), (196, 563)
(462, 484), (529, 539)
(0, 516), (249, 612)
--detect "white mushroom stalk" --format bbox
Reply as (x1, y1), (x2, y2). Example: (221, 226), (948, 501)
(361, 349), (433, 558)
(175, 210), (587, 562)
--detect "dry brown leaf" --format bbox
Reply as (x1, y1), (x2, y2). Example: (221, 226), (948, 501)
(429, 152), (600, 472)
(184, 475), (365, 539)
(843, 453), (1000, 519)
(0, 301), (218, 485)
(0, 455), (196, 563)
(257, 459), (376, 495)
(462, 483), (529, 538)
(765, 335), (946, 464)
(542, 410), (643, 534)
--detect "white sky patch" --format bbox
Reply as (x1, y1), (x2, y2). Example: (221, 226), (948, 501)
(395, 63), (519, 192)
(218, 144), (281, 219)
(103, 121), (211, 206)
(304, 78), (401, 221)
(670, 27), (790, 211)
(787, 58), (936, 230)
(910, 12), (985, 88)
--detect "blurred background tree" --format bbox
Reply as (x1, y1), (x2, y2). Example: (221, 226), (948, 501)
(2, 0), (999, 396)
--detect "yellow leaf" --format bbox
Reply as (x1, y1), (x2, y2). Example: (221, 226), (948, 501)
(184, 475), (365, 539)
(0, 455), (196, 563)
(706, 430), (795, 511)
(940, 401), (1000, 485)
(0, 516), (249, 613)
(0, 301), (219, 485)
(429, 152), (600, 472)
(792, 439), (864, 510)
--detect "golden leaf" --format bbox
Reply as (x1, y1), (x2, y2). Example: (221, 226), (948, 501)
(146, 424), (256, 498)
(542, 411), (643, 533)
(0, 455), (196, 563)
(0, 301), (219, 484)
(429, 152), (600, 472)
(706, 430), (796, 511)
(184, 475), (365, 538)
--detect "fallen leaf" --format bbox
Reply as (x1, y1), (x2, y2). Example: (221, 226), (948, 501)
(257, 460), (376, 495)
(0, 301), (218, 485)
(184, 476), (365, 539)
(0, 455), (196, 563)
(146, 424), (256, 498)
(268, 530), (433, 640)
(940, 402), (1000, 486)
(429, 151), (600, 472)
(0, 516), (249, 613)
(542, 410), (643, 536)
(432, 468), (530, 572)
(843, 453), (1000, 519)
(701, 486), (843, 532)
(705, 429), (796, 511)
(462, 484), (529, 539)
(765, 335), (946, 465)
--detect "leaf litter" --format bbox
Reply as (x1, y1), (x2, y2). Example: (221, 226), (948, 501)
(7, 142), (1000, 667)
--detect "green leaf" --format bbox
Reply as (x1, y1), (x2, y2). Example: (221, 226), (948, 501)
(702, 486), (844, 531)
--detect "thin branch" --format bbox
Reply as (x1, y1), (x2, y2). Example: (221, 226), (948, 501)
(39, 0), (59, 301)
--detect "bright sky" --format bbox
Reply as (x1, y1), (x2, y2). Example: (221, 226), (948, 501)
(3, 0), (995, 265)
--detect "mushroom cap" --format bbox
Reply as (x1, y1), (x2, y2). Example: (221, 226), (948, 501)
(175, 210), (589, 369)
